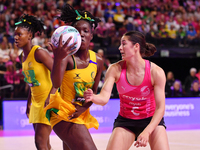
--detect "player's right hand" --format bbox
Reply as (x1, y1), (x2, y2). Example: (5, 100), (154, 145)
(26, 106), (30, 118)
(48, 35), (77, 60)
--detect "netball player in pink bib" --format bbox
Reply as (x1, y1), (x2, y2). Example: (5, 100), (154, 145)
(84, 31), (170, 150)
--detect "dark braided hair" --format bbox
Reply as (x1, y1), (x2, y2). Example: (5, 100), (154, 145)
(15, 14), (44, 38)
(57, 4), (101, 30)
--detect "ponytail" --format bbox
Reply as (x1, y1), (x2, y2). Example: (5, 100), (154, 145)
(144, 43), (157, 57)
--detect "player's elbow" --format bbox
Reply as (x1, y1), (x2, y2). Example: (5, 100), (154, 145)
(52, 82), (61, 89)
(100, 101), (107, 106)
(51, 77), (62, 88)
(100, 97), (110, 106)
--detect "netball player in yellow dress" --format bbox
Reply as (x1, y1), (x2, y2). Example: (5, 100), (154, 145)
(44, 4), (104, 150)
(14, 14), (56, 150)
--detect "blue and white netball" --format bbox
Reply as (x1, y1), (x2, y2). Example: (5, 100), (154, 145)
(51, 25), (81, 55)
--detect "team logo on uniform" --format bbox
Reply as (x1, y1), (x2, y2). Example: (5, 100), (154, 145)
(74, 73), (81, 79)
(140, 86), (150, 96)
(28, 62), (33, 68)
(91, 71), (95, 79)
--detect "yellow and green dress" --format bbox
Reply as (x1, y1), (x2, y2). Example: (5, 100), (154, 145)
(44, 50), (99, 129)
(22, 45), (52, 125)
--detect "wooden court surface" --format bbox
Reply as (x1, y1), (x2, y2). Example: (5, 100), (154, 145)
(0, 129), (200, 150)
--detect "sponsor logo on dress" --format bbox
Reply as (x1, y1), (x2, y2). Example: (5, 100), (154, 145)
(122, 95), (147, 101)
(140, 86), (150, 96)
(121, 86), (126, 91)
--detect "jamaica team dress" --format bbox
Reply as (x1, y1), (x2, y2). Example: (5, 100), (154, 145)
(22, 45), (52, 125)
(44, 50), (99, 129)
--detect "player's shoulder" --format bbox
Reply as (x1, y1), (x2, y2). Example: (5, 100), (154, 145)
(108, 60), (124, 72)
(34, 46), (51, 57)
(95, 52), (104, 62)
(150, 61), (165, 80)
(35, 46), (49, 53)
(34, 46), (52, 62)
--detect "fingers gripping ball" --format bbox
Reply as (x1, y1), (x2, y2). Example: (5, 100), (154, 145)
(51, 25), (81, 55)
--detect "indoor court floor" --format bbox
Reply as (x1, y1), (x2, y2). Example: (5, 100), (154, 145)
(0, 129), (200, 150)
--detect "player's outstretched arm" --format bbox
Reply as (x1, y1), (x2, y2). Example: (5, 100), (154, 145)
(84, 63), (117, 106)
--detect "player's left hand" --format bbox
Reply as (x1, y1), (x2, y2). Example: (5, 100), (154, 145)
(134, 130), (149, 148)
(68, 103), (87, 120)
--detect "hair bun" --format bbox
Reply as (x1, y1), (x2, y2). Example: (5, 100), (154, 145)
(144, 43), (157, 57)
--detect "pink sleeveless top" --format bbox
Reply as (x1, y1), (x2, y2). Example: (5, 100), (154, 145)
(116, 60), (156, 120)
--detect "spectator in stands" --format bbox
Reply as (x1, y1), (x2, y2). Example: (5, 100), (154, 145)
(0, 54), (6, 85)
(187, 80), (200, 97)
(184, 67), (198, 94)
(95, 11), (106, 24)
(104, 3), (115, 22)
(97, 49), (110, 93)
(175, 17), (187, 31)
(146, 23), (159, 45)
(166, 24), (178, 46)
(95, 21), (107, 47)
(4, 61), (20, 98)
(97, 49), (110, 74)
(43, 19), (53, 39)
(195, 20), (200, 39)
(176, 26), (186, 47)
(0, 20), (6, 38)
(186, 24), (198, 46)
(113, 5), (125, 30)
(107, 25), (119, 46)
(8, 19), (16, 37)
(84, 0), (98, 16)
(194, 6), (200, 21)
(105, 17), (115, 30)
(0, 35), (13, 62)
(118, 25), (127, 40)
(133, 13), (143, 27)
(169, 80), (184, 97)
(142, 9), (152, 24)
(124, 19), (135, 31)
(137, 20), (150, 35)
(0, 53), (7, 99)
(157, 23), (169, 46)
(124, 9), (134, 26)
(9, 50), (22, 71)
(165, 71), (175, 97)
(186, 6), (195, 19)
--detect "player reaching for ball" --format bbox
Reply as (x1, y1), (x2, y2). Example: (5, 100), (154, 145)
(14, 14), (57, 150)
(84, 31), (170, 150)
(44, 4), (104, 150)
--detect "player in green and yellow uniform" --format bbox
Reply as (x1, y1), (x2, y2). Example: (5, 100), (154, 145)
(44, 4), (104, 150)
(22, 45), (52, 125)
(14, 14), (56, 150)
(45, 50), (99, 129)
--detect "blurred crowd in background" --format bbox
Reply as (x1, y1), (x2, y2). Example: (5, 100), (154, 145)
(0, 0), (200, 99)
